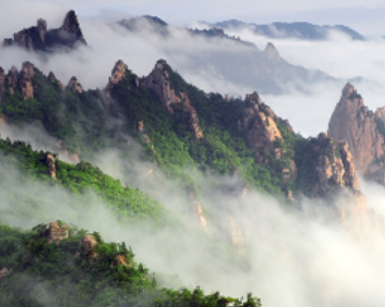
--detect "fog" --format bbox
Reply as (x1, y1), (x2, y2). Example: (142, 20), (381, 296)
(2, 145), (385, 307)
(3, 7), (385, 137)
(2, 3), (385, 306)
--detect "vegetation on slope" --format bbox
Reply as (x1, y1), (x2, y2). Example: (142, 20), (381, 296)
(0, 138), (168, 225)
(0, 222), (261, 307)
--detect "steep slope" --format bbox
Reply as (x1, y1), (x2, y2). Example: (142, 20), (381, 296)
(328, 83), (385, 184)
(212, 20), (365, 40)
(0, 58), (365, 205)
(0, 138), (168, 226)
(2, 10), (86, 52)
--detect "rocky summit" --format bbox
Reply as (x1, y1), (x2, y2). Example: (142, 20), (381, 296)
(2, 10), (86, 52)
(328, 83), (385, 184)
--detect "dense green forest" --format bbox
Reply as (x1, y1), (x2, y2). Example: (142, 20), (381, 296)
(0, 138), (168, 226)
(0, 222), (261, 307)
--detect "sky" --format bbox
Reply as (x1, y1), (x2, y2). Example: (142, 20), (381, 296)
(2, 0), (385, 36)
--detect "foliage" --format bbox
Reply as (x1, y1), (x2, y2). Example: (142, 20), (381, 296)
(0, 222), (262, 307)
(0, 138), (168, 225)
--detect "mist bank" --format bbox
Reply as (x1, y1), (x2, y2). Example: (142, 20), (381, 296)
(2, 146), (385, 307)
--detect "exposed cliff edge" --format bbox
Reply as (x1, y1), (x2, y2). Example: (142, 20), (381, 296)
(295, 132), (367, 219)
(143, 59), (204, 141)
(3, 10), (86, 52)
(328, 83), (385, 184)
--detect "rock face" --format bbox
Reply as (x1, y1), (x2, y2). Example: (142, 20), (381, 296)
(3, 10), (86, 52)
(239, 92), (283, 161)
(78, 234), (98, 258)
(143, 60), (182, 112)
(46, 154), (57, 179)
(311, 133), (361, 197)
(66, 76), (83, 93)
(143, 59), (204, 141)
(0, 62), (36, 101)
(328, 83), (385, 184)
(45, 221), (69, 244)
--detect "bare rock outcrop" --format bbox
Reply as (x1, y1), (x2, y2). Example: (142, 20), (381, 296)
(45, 221), (69, 244)
(0, 268), (8, 281)
(328, 83), (385, 184)
(0, 62), (36, 100)
(239, 92), (283, 161)
(143, 59), (204, 141)
(308, 133), (362, 199)
(78, 234), (98, 258)
(3, 10), (86, 52)
(19, 62), (35, 99)
(46, 154), (57, 179)
(143, 59), (182, 112)
(66, 76), (83, 93)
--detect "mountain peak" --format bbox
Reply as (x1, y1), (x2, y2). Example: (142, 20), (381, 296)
(2, 10), (86, 52)
(61, 10), (86, 44)
(264, 42), (280, 61)
(328, 84), (385, 184)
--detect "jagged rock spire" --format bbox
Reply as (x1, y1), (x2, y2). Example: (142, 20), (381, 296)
(328, 84), (385, 185)
(61, 10), (87, 45)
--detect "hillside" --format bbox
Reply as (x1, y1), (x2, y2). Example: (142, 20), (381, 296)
(0, 221), (261, 307)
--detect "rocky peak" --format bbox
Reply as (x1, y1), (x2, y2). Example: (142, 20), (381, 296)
(328, 84), (385, 184)
(60, 10), (86, 46)
(37, 18), (47, 42)
(110, 60), (128, 85)
(264, 42), (280, 61)
(143, 59), (203, 141)
(48, 71), (65, 90)
(66, 76), (83, 93)
(3, 10), (86, 52)
(143, 59), (181, 112)
(21, 62), (35, 80)
(0, 63), (35, 100)
(239, 91), (283, 161)
(19, 62), (35, 99)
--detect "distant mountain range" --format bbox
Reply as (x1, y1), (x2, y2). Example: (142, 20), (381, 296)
(2, 12), (372, 96)
(208, 20), (366, 40)
(117, 15), (334, 94)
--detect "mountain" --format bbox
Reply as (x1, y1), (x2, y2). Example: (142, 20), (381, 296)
(211, 20), (366, 40)
(0, 37), (374, 307)
(328, 83), (385, 185)
(0, 58), (365, 207)
(117, 15), (334, 94)
(0, 221), (261, 307)
(2, 10), (86, 52)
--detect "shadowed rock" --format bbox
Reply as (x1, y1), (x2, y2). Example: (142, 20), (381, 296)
(3, 10), (87, 52)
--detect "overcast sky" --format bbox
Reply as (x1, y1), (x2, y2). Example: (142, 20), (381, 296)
(1, 0), (385, 36)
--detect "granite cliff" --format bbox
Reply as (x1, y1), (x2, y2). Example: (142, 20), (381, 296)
(328, 83), (385, 184)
